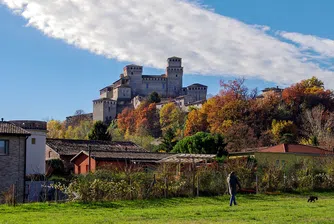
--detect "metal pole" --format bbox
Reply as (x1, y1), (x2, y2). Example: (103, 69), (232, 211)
(256, 174), (258, 194)
(88, 145), (91, 173)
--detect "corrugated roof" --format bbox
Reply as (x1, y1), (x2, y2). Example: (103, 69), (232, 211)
(46, 139), (147, 156)
(91, 151), (170, 160)
(0, 121), (31, 136)
(159, 154), (216, 163)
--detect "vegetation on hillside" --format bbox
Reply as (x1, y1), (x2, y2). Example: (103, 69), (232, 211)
(46, 76), (334, 152)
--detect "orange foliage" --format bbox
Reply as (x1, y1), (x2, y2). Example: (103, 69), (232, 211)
(184, 109), (208, 136)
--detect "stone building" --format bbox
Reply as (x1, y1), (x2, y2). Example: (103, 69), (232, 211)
(93, 57), (208, 123)
(0, 120), (31, 203)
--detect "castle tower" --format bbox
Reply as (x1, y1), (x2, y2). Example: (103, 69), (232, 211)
(123, 64), (143, 96)
(166, 57), (183, 97)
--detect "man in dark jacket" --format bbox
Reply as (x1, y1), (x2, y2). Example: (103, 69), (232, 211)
(227, 171), (242, 206)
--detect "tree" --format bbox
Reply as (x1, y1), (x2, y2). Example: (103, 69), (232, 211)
(135, 103), (161, 137)
(184, 108), (208, 136)
(47, 120), (65, 138)
(271, 120), (297, 144)
(159, 128), (177, 152)
(282, 76), (334, 112)
(147, 92), (161, 104)
(224, 123), (258, 152)
(88, 121), (111, 141)
(302, 105), (334, 149)
(172, 132), (227, 155)
(117, 108), (136, 135)
(159, 102), (185, 134)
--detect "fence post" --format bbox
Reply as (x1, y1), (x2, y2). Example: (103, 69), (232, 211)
(12, 184), (16, 206)
(55, 189), (58, 203)
(164, 176), (168, 198)
(255, 174), (259, 194)
(197, 174), (200, 197)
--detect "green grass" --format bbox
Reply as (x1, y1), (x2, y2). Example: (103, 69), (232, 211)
(1, 193), (333, 224)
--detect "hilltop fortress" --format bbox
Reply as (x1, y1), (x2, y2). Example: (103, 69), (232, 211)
(93, 57), (208, 123)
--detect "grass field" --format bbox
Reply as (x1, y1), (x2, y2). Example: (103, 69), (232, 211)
(0, 193), (333, 224)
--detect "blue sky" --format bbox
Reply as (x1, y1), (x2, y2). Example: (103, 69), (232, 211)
(1, 0), (334, 121)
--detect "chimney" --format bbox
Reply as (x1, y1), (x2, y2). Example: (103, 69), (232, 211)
(1, 118), (3, 122)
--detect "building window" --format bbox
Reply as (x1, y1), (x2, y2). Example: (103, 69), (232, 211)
(0, 140), (9, 155)
(162, 83), (165, 89)
(108, 107), (111, 112)
(48, 151), (52, 158)
(131, 72), (133, 75)
(146, 83), (149, 89)
(31, 138), (36, 145)
(176, 75), (178, 77)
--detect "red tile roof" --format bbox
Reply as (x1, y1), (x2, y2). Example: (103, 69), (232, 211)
(258, 144), (333, 155)
(0, 121), (31, 136)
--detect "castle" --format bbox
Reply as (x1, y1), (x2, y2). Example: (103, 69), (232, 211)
(93, 57), (208, 123)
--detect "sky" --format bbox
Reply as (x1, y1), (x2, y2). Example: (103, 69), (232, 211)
(1, 0), (334, 121)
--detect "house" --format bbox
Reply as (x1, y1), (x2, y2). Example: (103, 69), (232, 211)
(45, 139), (148, 174)
(0, 120), (31, 203)
(229, 144), (334, 167)
(10, 120), (47, 175)
(71, 150), (170, 174)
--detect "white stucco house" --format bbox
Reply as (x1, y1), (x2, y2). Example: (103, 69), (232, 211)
(10, 120), (47, 175)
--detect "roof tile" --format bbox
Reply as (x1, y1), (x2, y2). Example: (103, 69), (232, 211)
(0, 122), (30, 135)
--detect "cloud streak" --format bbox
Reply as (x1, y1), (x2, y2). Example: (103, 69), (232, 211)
(2, 0), (334, 87)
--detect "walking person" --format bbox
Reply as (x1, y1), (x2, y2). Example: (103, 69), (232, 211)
(227, 171), (242, 206)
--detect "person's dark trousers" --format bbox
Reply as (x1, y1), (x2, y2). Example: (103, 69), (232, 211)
(230, 194), (237, 206)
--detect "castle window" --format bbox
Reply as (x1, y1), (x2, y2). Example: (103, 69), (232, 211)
(108, 107), (111, 112)
(146, 83), (149, 89)
(176, 75), (178, 77)
(131, 72), (133, 75)
(162, 84), (165, 89)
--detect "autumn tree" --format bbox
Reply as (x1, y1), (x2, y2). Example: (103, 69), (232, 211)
(224, 123), (258, 152)
(271, 120), (297, 144)
(282, 76), (334, 113)
(88, 121), (111, 141)
(159, 102), (186, 135)
(47, 120), (66, 138)
(135, 103), (161, 137)
(117, 108), (136, 135)
(184, 108), (208, 136)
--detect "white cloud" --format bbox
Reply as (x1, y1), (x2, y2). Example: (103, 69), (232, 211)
(1, 0), (334, 88)
(279, 31), (334, 58)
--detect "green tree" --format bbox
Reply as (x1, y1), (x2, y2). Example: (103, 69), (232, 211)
(172, 132), (227, 155)
(88, 121), (111, 141)
(147, 92), (161, 104)
(159, 128), (177, 152)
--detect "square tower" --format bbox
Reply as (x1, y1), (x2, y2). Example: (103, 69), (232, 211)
(166, 57), (183, 97)
(123, 65), (143, 96)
